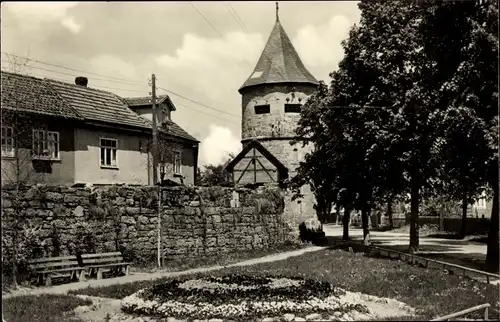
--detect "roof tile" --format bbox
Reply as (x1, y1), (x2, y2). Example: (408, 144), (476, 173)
(1, 71), (82, 119)
(47, 79), (152, 129)
(240, 18), (319, 91)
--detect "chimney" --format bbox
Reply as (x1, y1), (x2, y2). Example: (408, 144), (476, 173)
(75, 76), (88, 87)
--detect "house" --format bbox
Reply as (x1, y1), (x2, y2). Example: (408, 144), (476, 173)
(225, 140), (289, 187)
(1, 71), (199, 186)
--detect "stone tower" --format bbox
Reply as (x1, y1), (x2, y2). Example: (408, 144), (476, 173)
(238, 3), (319, 228)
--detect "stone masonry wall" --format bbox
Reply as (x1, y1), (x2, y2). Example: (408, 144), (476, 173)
(241, 83), (318, 139)
(239, 83), (319, 231)
(1, 185), (292, 264)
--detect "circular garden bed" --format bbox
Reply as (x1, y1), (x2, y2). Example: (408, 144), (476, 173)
(121, 274), (413, 321)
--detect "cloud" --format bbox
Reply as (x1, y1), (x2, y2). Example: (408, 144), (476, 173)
(61, 17), (81, 34)
(155, 31), (264, 102)
(4, 2), (81, 33)
(200, 125), (241, 166)
(292, 15), (353, 82)
(88, 55), (138, 80)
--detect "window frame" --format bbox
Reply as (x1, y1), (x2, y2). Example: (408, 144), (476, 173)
(1, 126), (15, 158)
(32, 129), (60, 160)
(254, 104), (270, 115)
(284, 103), (302, 113)
(100, 137), (118, 168)
(173, 150), (182, 175)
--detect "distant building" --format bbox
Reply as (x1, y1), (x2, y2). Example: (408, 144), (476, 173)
(1, 71), (198, 186)
(226, 5), (319, 231)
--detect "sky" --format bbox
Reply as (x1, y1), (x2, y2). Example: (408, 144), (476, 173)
(0, 1), (361, 166)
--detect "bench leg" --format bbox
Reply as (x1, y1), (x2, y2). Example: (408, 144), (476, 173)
(97, 268), (103, 280)
(38, 274), (43, 286)
(78, 270), (86, 282)
(45, 275), (52, 287)
(125, 265), (130, 276)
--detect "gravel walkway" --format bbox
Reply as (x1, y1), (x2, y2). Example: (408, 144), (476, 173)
(2, 246), (327, 299)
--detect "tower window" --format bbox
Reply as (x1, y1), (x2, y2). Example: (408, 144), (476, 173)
(254, 104), (270, 114)
(285, 104), (301, 113)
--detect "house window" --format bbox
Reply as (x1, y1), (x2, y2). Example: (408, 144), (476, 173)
(1, 126), (14, 157)
(100, 138), (117, 167)
(254, 104), (270, 114)
(285, 104), (301, 113)
(173, 151), (181, 174)
(33, 129), (59, 159)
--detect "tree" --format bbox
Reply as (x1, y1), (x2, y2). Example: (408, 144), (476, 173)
(324, 0), (440, 251)
(420, 0), (498, 269)
(198, 153), (235, 187)
(418, 0), (495, 239)
(1, 53), (48, 287)
(288, 82), (338, 231)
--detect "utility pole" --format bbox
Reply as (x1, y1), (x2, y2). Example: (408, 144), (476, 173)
(151, 74), (162, 268)
(151, 74), (158, 185)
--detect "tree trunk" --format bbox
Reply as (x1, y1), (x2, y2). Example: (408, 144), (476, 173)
(486, 163), (499, 273)
(409, 168), (420, 252)
(342, 208), (351, 240)
(387, 195), (394, 229)
(461, 192), (468, 239)
(361, 209), (370, 245)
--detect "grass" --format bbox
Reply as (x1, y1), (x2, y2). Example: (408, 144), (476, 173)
(2, 294), (92, 322)
(70, 249), (500, 321)
(132, 241), (308, 273)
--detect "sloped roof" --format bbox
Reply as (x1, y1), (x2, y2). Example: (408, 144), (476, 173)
(239, 15), (318, 92)
(1, 71), (198, 143)
(225, 139), (288, 176)
(159, 120), (198, 143)
(123, 95), (176, 111)
(0, 71), (82, 119)
(47, 79), (152, 130)
(122, 95), (197, 142)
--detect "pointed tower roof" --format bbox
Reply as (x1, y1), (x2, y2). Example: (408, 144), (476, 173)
(239, 2), (319, 92)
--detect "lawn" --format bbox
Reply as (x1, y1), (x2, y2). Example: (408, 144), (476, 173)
(70, 249), (500, 321)
(132, 241), (307, 273)
(1, 294), (92, 322)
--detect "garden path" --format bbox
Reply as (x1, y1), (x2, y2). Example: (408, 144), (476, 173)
(2, 246), (327, 299)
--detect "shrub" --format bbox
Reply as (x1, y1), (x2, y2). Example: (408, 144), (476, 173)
(73, 221), (97, 253)
(2, 223), (47, 281)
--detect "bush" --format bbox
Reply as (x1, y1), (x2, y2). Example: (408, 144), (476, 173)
(299, 219), (327, 246)
(2, 223), (47, 281)
(73, 221), (97, 253)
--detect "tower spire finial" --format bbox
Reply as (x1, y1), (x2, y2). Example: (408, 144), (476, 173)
(276, 2), (279, 21)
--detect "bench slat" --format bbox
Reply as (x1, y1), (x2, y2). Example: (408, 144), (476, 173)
(31, 261), (80, 269)
(86, 262), (133, 269)
(36, 267), (86, 274)
(82, 257), (123, 264)
(81, 252), (121, 259)
(28, 256), (76, 264)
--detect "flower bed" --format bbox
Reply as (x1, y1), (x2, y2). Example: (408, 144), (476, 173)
(121, 274), (371, 320)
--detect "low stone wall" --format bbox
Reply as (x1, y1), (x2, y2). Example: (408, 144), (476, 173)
(1, 185), (294, 264)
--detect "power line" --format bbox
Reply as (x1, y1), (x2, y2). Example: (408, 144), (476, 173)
(2, 52), (241, 120)
(1, 65), (239, 123)
(218, 1), (287, 81)
(1, 52), (146, 86)
(189, 2), (225, 38)
(227, 3), (247, 30)
(1, 66), (150, 94)
(1, 59), (149, 88)
(175, 101), (239, 124)
(156, 85), (240, 118)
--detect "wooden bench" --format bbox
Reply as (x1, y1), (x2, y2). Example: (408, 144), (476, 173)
(28, 255), (86, 286)
(81, 252), (132, 280)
